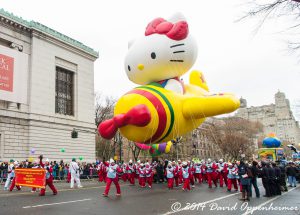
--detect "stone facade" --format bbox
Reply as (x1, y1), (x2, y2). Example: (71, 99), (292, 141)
(235, 91), (300, 144)
(0, 9), (98, 162)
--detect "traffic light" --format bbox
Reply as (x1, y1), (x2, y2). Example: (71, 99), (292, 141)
(71, 129), (78, 138)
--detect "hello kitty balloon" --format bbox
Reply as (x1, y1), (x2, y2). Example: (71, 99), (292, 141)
(98, 13), (240, 155)
(125, 13), (197, 94)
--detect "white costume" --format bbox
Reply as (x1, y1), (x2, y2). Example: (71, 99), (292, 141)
(4, 163), (14, 190)
(69, 161), (82, 188)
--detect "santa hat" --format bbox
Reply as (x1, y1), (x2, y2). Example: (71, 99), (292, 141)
(219, 159), (223, 163)
(182, 161), (187, 166)
(137, 160), (141, 163)
(109, 159), (115, 164)
(14, 161), (19, 165)
(129, 159), (133, 163)
(207, 158), (211, 163)
(45, 158), (50, 162)
(228, 162), (233, 166)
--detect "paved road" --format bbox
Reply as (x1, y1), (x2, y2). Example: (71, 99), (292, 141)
(0, 180), (299, 215)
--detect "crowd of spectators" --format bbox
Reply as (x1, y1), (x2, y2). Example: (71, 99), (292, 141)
(0, 159), (100, 183)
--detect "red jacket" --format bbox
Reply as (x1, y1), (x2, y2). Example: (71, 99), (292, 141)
(40, 160), (53, 181)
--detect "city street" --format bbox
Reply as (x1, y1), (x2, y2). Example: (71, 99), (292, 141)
(0, 180), (299, 215)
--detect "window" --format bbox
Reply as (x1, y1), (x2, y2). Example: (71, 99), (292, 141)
(55, 67), (74, 115)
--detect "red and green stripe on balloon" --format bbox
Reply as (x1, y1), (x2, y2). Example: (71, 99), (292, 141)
(127, 85), (175, 144)
(129, 85), (175, 155)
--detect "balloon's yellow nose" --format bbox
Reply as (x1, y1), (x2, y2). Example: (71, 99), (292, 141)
(137, 64), (144, 71)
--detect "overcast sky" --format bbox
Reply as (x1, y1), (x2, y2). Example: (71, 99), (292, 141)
(1, 0), (299, 119)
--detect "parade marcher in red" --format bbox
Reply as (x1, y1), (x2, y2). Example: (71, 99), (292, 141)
(172, 161), (180, 187)
(135, 160), (141, 186)
(9, 161), (21, 192)
(39, 155), (58, 196)
(138, 163), (146, 187)
(227, 162), (238, 192)
(177, 160), (183, 185)
(206, 158), (218, 188)
(201, 161), (207, 183)
(218, 159), (228, 188)
(66, 165), (71, 183)
(126, 160), (135, 185)
(166, 162), (174, 189)
(188, 161), (195, 188)
(97, 162), (104, 182)
(103, 161), (109, 182)
(194, 161), (202, 184)
(103, 159), (121, 197)
(182, 162), (190, 191)
(121, 163), (128, 182)
(145, 163), (153, 188)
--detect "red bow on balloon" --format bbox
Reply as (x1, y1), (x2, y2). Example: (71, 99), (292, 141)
(145, 18), (189, 41)
(98, 105), (151, 139)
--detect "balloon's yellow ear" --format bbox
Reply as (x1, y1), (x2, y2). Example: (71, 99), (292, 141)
(189, 70), (209, 92)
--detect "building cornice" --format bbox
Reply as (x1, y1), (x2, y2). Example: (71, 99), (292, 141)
(0, 8), (99, 59)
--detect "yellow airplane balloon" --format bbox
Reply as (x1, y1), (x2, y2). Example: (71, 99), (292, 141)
(98, 13), (240, 154)
(99, 70), (240, 144)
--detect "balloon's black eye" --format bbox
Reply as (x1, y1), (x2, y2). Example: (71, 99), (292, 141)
(151, 52), (156, 59)
(128, 65), (131, 71)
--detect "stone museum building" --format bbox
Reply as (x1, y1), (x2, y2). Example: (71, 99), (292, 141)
(236, 91), (300, 144)
(0, 9), (98, 162)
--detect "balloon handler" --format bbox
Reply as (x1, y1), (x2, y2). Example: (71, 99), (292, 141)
(39, 155), (58, 196)
(102, 159), (121, 197)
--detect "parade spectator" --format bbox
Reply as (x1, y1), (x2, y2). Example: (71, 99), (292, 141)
(155, 161), (164, 183)
(0, 162), (6, 181)
(286, 161), (298, 187)
(238, 160), (251, 201)
(4, 160), (14, 191)
(278, 160), (288, 192)
(261, 161), (271, 197)
(272, 162), (282, 195)
(249, 160), (260, 198)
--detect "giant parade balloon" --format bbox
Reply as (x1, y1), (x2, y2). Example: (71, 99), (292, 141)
(98, 13), (240, 155)
(263, 133), (281, 148)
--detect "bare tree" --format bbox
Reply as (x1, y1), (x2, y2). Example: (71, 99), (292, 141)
(240, 0), (300, 54)
(95, 93), (117, 160)
(95, 92), (116, 127)
(128, 141), (141, 162)
(205, 117), (263, 161)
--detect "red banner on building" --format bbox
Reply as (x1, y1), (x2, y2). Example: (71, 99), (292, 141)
(15, 168), (46, 188)
(0, 54), (14, 92)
